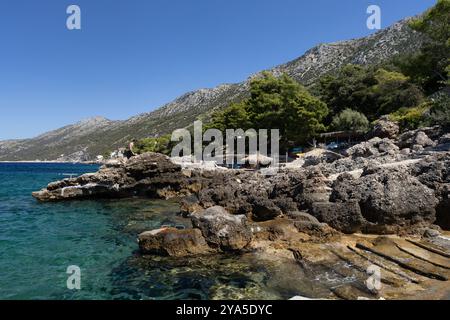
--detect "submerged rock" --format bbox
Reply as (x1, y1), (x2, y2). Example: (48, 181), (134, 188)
(138, 228), (211, 257)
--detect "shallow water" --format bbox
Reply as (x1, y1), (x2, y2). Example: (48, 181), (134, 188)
(0, 163), (351, 300)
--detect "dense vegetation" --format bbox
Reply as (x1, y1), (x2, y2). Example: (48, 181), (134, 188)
(317, 66), (424, 122)
(387, 0), (450, 129)
(396, 0), (450, 94)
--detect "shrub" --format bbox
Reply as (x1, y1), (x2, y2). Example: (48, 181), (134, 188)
(331, 109), (370, 133)
(389, 103), (431, 130)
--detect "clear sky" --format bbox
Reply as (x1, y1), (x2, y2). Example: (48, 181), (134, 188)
(0, 0), (436, 140)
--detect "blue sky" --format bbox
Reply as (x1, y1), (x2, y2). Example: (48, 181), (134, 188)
(0, 0), (436, 140)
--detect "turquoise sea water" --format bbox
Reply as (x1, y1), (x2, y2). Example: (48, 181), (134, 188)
(0, 163), (348, 300)
(0, 163), (266, 299)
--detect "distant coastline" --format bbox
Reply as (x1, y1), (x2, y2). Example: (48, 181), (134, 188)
(0, 160), (101, 165)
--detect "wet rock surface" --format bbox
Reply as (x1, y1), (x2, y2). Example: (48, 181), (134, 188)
(138, 228), (211, 257)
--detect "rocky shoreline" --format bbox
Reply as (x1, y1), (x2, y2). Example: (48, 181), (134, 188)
(32, 120), (450, 299)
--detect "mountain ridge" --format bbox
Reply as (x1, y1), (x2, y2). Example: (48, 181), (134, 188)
(0, 17), (425, 161)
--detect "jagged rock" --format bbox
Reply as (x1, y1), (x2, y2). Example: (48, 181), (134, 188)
(412, 153), (450, 230)
(345, 138), (381, 158)
(413, 131), (435, 148)
(412, 153), (450, 191)
(398, 129), (438, 149)
(285, 211), (337, 239)
(370, 116), (400, 139)
(32, 153), (189, 201)
(400, 148), (411, 155)
(125, 152), (181, 177)
(293, 168), (332, 210)
(412, 144), (424, 152)
(250, 198), (283, 221)
(32, 152), (229, 202)
(421, 126), (443, 142)
(436, 185), (450, 230)
(270, 171), (304, 198)
(31, 127), (450, 236)
(377, 139), (400, 155)
(302, 149), (344, 166)
(319, 157), (370, 176)
(423, 228), (441, 239)
(345, 138), (399, 159)
(191, 206), (253, 251)
(197, 184), (253, 216)
(273, 197), (299, 214)
(179, 195), (203, 216)
(138, 228), (211, 257)
(310, 201), (365, 234)
(331, 166), (438, 232)
(396, 131), (413, 148)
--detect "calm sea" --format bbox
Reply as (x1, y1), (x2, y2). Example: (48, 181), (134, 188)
(0, 162), (343, 300)
(0, 163), (272, 299)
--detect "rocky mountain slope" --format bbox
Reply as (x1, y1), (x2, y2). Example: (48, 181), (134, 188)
(0, 18), (424, 162)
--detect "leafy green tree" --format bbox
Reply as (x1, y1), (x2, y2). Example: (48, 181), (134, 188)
(206, 102), (251, 132)
(318, 65), (375, 118)
(208, 72), (328, 148)
(134, 135), (172, 155)
(331, 109), (370, 133)
(245, 72), (328, 146)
